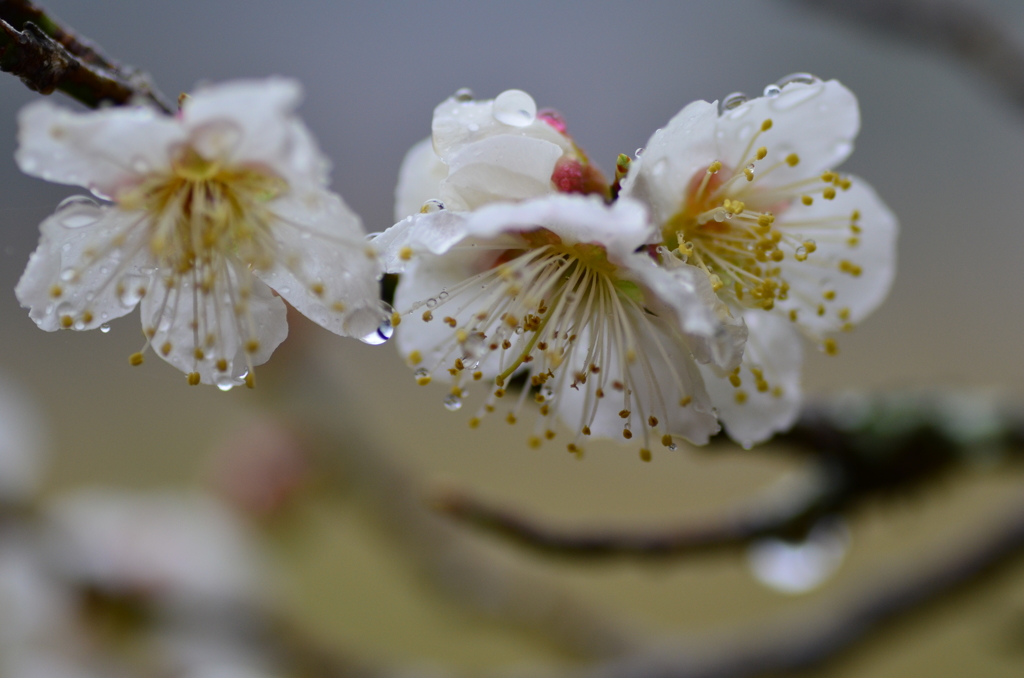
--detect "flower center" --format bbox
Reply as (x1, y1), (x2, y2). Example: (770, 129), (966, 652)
(404, 228), (697, 457)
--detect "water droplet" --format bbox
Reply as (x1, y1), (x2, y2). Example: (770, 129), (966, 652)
(344, 301), (395, 345)
(770, 83), (822, 111)
(462, 333), (484, 360)
(216, 375), (236, 392)
(714, 211), (726, 222)
(668, 443), (678, 451)
(116, 274), (148, 308)
(776, 72), (821, 88)
(541, 386), (555, 402)
(721, 92), (749, 113)
(747, 516), (850, 594)
(454, 87), (474, 102)
(763, 84), (782, 98)
(100, 324), (111, 334)
(425, 297), (438, 309)
(421, 199), (445, 213)
(635, 147), (644, 158)
(443, 394), (463, 411)
(438, 289), (449, 300)
(492, 89), (537, 127)
(414, 367), (429, 379)
(364, 231), (383, 241)
(56, 196), (101, 228)
(60, 268), (77, 282)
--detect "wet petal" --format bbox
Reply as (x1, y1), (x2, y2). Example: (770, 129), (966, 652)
(373, 210), (472, 274)
(16, 100), (183, 200)
(394, 136), (448, 221)
(15, 203), (153, 332)
(701, 311), (802, 448)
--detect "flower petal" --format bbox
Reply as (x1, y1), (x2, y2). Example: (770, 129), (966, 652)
(15, 203), (153, 332)
(715, 79), (859, 188)
(394, 136), (448, 221)
(619, 100), (719, 225)
(373, 210), (472, 274)
(432, 94), (571, 163)
(140, 266), (287, 385)
(700, 311), (802, 448)
(16, 101), (184, 200)
(625, 257), (747, 373)
(555, 313), (720, 446)
(775, 177), (897, 336)
(252, 189), (384, 338)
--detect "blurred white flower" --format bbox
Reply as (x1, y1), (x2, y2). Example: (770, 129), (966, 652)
(621, 75), (898, 446)
(15, 78), (388, 387)
(45, 490), (263, 606)
(389, 194), (746, 454)
(0, 373), (46, 503)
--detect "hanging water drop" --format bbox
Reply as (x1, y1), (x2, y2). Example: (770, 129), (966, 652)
(100, 324), (111, 334)
(414, 367), (429, 379)
(635, 147), (644, 158)
(763, 84), (782, 98)
(668, 443), (678, 451)
(776, 72), (820, 88)
(116, 274), (148, 308)
(343, 301), (395, 345)
(216, 375), (236, 392)
(443, 394), (463, 411)
(721, 92), (749, 112)
(492, 89), (537, 127)
(454, 87), (474, 102)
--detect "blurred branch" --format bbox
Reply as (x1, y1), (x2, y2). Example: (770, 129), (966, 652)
(792, 0), (1024, 114)
(0, 0), (172, 111)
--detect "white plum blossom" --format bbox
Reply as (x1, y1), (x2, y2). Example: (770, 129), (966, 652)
(15, 78), (388, 387)
(621, 75), (898, 446)
(387, 194), (747, 455)
(380, 88), (607, 272)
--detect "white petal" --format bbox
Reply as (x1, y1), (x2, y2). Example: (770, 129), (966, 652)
(775, 178), (897, 335)
(16, 100), (183, 200)
(431, 94), (571, 163)
(183, 78), (328, 186)
(140, 266), (287, 385)
(252, 189), (384, 339)
(619, 100), (719, 225)
(625, 257), (747, 372)
(373, 211), (472, 274)
(394, 137), (448, 221)
(462, 195), (654, 260)
(15, 203), (153, 332)
(715, 79), (859, 188)
(440, 134), (565, 211)
(701, 311), (802, 448)
(555, 313), (720, 446)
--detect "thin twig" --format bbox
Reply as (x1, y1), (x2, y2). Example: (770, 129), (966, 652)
(0, 0), (171, 111)
(792, 0), (1024, 114)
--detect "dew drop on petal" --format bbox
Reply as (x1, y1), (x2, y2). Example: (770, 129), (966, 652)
(721, 92), (749, 113)
(454, 87), (474, 102)
(364, 232), (383, 241)
(668, 443), (678, 451)
(414, 367), (429, 379)
(56, 196), (101, 228)
(344, 301), (395, 345)
(443, 394), (463, 411)
(776, 72), (821, 88)
(421, 199), (445, 213)
(763, 84), (782, 98)
(492, 89), (537, 127)
(116, 274), (148, 308)
(541, 386), (555, 403)
(635, 147), (644, 158)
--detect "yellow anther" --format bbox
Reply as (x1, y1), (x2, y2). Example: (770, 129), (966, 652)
(528, 436), (541, 449)
(851, 209), (861, 221)
(661, 434), (673, 447)
(473, 371), (483, 380)
(391, 312), (401, 327)
(840, 178), (851, 190)
(187, 372), (200, 386)
(743, 168), (754, 181)
(772, 386), (784, 398)
(582, 426), (592, 436)
(823, 290), (836, 301)
(709, 274), (723, 291)
(82, 311), (93, 324)
(416, 374), (432, 386)
(756, 379), (769, 392)
(729, 374), (742, 387)
(789, 309), (799, 322)
(60, 315), (73, 329)
(494, 388), (505, 398)
(310, 282), (325, 297)
(850, 224), (862, 234)
(129, 352), (145, 366)
(823, 187), (836, 200)
(756, 146), (768, 160)
(408, 350), (422, 365)
(619, 409), (631, 419)
(761, 119), (773, 131)
(824, 338), (839, 355)
(455, 329), (468, 343)
(842, 322), (854, 332)
(735, 390), (748, 404)
(804, 240), (817, 253)
(194, 348), (205, 360)
(838, 307), (850, 320)
(245, 339), (259, 353)
(160, 342), (172, 356)
(679, 396), (692, 407)
(771, 250), (784, 262)
(847, 237), (860, 247)
(761, 299), (775, 311)
(50, 285), (63, 299)
(622, 428), (633, 440)
(757, 213), (774, 228)
(545, 429), (556, 440)
(399, 246), (413, 261)
(216, 358), (228, 371)
(786, 153), (800, 166)
(817, 304), (826, 316)
(506, 413), (517, 424)
(708, 160), (722, 173)
(639, 448), (652, 462)
(422, 310), (433, 322)
(468, 417), (480, 429)
(801, 195), (813, 206)
(331, 301), (347, 312)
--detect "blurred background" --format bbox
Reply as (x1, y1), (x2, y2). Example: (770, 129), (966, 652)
(1, 1), (1024, 676)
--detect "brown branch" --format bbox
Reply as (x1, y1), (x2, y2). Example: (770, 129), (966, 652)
(0, 0), (171, 111)
(792, 0), (1024, 114)
(432, 464), (833, 558)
